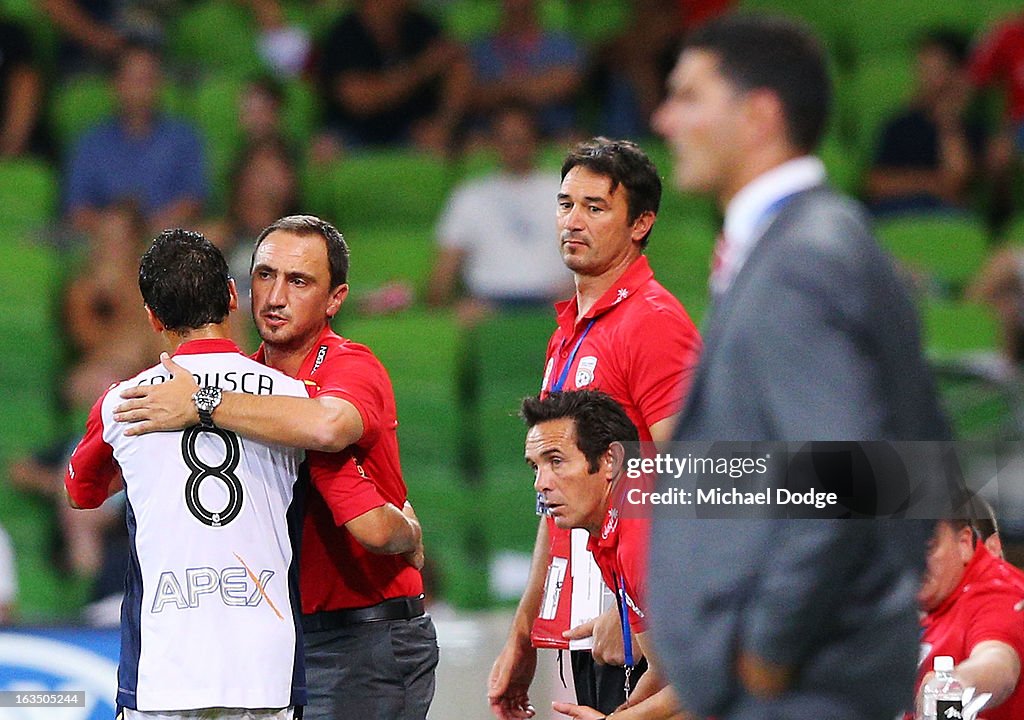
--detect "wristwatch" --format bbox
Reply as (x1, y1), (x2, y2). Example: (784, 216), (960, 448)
(192, 386), (223, 428)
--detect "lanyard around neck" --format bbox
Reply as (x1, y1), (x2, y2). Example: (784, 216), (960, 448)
(550, 319), (595, 392)
(616, 573), (635, 698)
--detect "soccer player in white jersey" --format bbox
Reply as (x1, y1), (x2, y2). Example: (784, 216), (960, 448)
(65, 229), (314, 720)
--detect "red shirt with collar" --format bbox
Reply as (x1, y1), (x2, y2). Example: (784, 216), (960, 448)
(915, 544), (1024, 720)
(586, 498), (650, 634)
(540, 255), (700, 427)
(970, 16), (1024, 123)
(256, 325), (423, 612)
(536, 254), (700, 644)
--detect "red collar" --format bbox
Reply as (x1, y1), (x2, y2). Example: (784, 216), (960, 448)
(172, 338), (244, 356)
(554, 256), (654, 332)
(254, 325), (341, 368)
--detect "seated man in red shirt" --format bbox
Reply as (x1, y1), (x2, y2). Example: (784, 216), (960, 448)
(914, 519), (1024, 720)
(521, 389), (683, 720)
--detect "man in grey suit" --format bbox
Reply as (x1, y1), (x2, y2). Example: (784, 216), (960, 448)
(647, 13), (950, 720)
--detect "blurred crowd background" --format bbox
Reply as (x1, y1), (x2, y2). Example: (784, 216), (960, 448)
(2, 0), (1024, 624)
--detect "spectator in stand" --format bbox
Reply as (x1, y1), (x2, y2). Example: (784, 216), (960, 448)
(315, 0), (471, 155)
(427, 105), (572, 323)
(469, 0), (584, 139)
(63, 41), (207, 236)
(912, 519), (1024, 720)
(239, 75), (288, 147)
(0, 19), (44, 158)
(597, 0), (735, 138)
(597, 0), (684, 138)
(242, 0), (312, 77)
(41, 0), (183, 74)
(42, 0), (129, 72)
(200, 137), (300, 328)
(866, 30), (985, 216)
(63, 202), (162, 407)
(43, 0), (302, 76)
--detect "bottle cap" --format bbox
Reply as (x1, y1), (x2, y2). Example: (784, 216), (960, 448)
(934, 656), (955, 672)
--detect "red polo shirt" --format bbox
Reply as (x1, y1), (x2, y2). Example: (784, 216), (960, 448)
(256, 325), (423, 612)
(915, 543), (1024, 720)
(586, 498), (649, 634)
(535, 254), (701, 645)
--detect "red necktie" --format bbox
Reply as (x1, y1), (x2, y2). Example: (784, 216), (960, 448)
(710, 231), (727, 288)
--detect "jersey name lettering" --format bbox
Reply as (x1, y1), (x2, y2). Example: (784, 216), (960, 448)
(137, 371), (275, 395)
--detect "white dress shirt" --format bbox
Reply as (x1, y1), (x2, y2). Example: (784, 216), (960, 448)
(712, 156), (827, 295)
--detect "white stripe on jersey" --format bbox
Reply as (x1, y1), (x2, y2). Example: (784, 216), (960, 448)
(103, 352), (307, 712)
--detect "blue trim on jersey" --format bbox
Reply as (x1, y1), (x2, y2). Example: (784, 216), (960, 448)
(288, 464), (310, 707)
(117, 496), (143, 709)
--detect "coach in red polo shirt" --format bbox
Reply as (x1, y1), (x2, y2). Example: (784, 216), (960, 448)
(112, 215), (437, 720)
(522, 389), (682, 720)
(491, 137), (701, 720)
(912, 519), (1024, 720)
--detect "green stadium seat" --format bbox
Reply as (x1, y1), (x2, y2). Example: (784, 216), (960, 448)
(933, 364), (1024, 440)
(819, 130), (863, 196)
(0, 159), (57, 232)
(333, 309), (463, 476)
(644, 212), (716, 324)
(167, 0), (263, 78)
(876, 214), (991, 292)
(280, 78), (319, 147)
(341, 225), (436, 299)
(469, 310), (555, 558)
(571, 0), (631, 45)
(331, 309), (485, 605)
(0, 234), (62, 457)
(307, 151), (454, 230)
(844, 0), (986, 60)
(48, 74), (114, 149)
(191, 74), (246, 208)
(440, 0), (502, 41)
(921, 299), (1000, 358)
(0, 228), (77, 619)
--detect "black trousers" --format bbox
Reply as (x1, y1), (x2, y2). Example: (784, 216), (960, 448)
(570, 650), (648, 715)
(304, 614), (438, 720)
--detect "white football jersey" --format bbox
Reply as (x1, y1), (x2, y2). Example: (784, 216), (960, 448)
(66, 339), (308, 712)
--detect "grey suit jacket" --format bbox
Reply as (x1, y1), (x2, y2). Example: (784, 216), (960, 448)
(651, 186), (948, 719)
(674, 185), (950, 442)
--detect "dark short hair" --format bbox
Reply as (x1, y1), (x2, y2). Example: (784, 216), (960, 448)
(246, 73), (286, 106)
(521, 390), (639, 473)
(252, 214), (350, 288)
(685, 13), (831, 153)
(116, 38), (163, 71)
(139, 229), (231, 332)
(919, 29), (970, 66)
(561, 138), (661, 248)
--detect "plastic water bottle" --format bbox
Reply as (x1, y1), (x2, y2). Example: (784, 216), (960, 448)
(921, 656), (964, 720)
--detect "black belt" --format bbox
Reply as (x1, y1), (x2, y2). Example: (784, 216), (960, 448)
(301, 595), (425, 632)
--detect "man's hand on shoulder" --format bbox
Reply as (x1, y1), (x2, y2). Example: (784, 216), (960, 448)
(114, 354), (199, 434)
